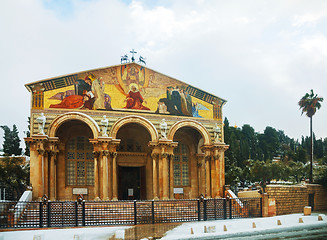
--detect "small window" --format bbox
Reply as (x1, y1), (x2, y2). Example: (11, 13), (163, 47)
(118, 139), (143, 152)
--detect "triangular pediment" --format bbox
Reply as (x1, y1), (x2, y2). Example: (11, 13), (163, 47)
(26, 63), (226, 120)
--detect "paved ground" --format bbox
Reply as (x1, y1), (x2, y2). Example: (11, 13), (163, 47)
(0, 212), (326, 239)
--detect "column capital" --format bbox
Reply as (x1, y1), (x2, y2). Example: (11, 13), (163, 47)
(93, 151), (101, 158)
(151, 153), (159, 160)
(102, 150), (110, 156)
(110, 151), (118, 158)
(37, 149), (46, 155)
(161, 152), (169, 159)
(196, 153), (205, 167)
(212, 143), (229, 152)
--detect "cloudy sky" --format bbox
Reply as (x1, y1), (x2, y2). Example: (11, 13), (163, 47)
(1, 0), (326, 150)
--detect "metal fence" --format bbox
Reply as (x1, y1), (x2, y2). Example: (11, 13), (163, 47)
(0, 197), (262, 229)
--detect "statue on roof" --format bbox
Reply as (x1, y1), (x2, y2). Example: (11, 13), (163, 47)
(138, 56), (146, 65)
(121, 54), (130, 64)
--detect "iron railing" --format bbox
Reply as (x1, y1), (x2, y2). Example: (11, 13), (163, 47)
(0, 197), (262, 229)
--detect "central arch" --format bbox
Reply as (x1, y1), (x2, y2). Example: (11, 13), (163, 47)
(110, 115), (159, 142)
(48, 112), (100, 139)
(168, 120), (212, 145)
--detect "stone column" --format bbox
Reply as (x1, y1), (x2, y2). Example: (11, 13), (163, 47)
(151, 153), (159, 200)
(210, 155), (217, 198)
(93, 151), (100, 200)
(169, 154), (174, 199)
(196, 154), (205, 197)
(219, 151), (225, 196)
(111, 152), (118, 201)
(49, 151), (57, 200)
(213, 155), (220, 198)
(44, 151), (49, 197)
(161, 153), (169, 200)
(158, 154), (163, 199)
(205, 155), (211, 198)
(37, 149), (46, 200)
(102, 150), (110, 200)
(108, 151), (112, 200)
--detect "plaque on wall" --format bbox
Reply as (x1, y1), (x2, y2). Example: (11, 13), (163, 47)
(128, 188), (134, 196)
(73, 188), (88, 195)
(173, 188), (184, 194)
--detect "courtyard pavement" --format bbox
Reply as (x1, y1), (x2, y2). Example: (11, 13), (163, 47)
(0, 212), (326, 240)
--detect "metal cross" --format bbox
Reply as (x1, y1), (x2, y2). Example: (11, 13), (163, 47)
(130, 49), (137, 62)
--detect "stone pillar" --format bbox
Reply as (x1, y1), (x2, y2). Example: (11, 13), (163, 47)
(25, 135), (48, 200)
(151, 153), (159, 200)
(262, 193), (269, 217)
(44, 151), (49, 197)
(93, 151), (100, 200)
(38, 149), (46, 200)
(111, 152), (118, 201)
(216, 155), (221, 197)
(49, 151), (57, 200)
(210, 155), (217, 198)
(108, 152), (112, 200)
(162, 153), (169, 200)
(205, 155), (211, 198)
(158, 154), (163, 199)
(169, 154), (174, 199)
(196, 154), (205, 197)
(102, 150), (110, 200)
(47, 138), (59, 201)
(213, 155), (220, 198)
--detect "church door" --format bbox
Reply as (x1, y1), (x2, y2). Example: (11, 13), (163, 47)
(118, 166), (145, 200)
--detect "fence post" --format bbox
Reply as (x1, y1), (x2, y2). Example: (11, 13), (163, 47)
(197, 199), (201, 221)
(47, 201), (51, 227)
(82, 201), (85, 226)
(134, 200), (137, 225)
(39, 202), (43, 228)
(203, 199), (207, 221)
(229, 198), (232, 219)
(214, 199), (217, 220)
(75, 201), (78, 227)
(152, 200), (155, 224)
(223, 198), (227, 219)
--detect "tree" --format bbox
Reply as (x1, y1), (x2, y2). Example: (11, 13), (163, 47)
(1, 125), (22, 156)
(0, 156), (29, 199)
(298, 89), (324, 183)
(24, 117), (31, 156)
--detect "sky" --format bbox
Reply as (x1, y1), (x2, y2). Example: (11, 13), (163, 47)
(1, 0), (327, 150)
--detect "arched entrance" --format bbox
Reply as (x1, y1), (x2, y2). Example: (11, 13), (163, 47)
(172, 126), (204, 199)
(116, 122), (152, 200)
(55, 119), (95, 200)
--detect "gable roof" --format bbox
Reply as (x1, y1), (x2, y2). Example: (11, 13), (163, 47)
(25, 62), (227, 106)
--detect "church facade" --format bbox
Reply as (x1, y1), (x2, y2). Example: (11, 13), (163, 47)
(25, 63), (229, 201)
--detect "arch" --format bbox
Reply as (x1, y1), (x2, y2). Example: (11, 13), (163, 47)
(110, 115), (159, 142)
(48, 112), (100, 139)
(168, 120), (212, 145)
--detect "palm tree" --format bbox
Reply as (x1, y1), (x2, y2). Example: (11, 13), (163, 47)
(298, 89), (323, 183)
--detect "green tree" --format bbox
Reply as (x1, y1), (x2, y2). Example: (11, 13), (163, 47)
(258, 127), (280, 161)
(1, 125), (22, 156)
(0, 156), (29, 199)
(24, 117), (31, 156)
(298, 89), (324, 183)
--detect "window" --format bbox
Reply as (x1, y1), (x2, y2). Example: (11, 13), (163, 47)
(66, 136), (94, 185)
(117, 139), (143, 152)
(173, 143), (190, 186)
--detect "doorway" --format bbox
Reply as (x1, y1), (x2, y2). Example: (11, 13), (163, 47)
(118, 166), (146, 200)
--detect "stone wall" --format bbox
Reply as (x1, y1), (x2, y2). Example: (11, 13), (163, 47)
(266, 184), (327, 215)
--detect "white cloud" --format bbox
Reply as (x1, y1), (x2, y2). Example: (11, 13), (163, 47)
(1, 0), (327, 148)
